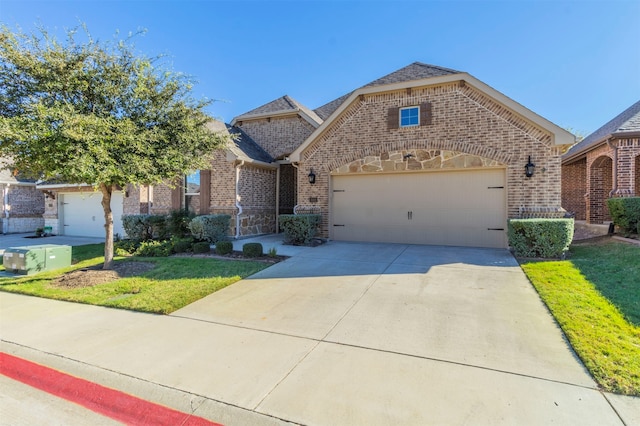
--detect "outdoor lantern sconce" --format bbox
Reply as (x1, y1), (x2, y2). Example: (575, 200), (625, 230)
(525, 156), (535, 178)
(308, 169), (316, 184)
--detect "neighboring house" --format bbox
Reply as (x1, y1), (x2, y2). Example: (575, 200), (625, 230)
(37, 182), (127, 238)
(562, 100), (640, 223)
(41, 62), (575, 248)
(0, 158), (45, 234)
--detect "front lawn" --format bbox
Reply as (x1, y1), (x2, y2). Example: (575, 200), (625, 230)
(0, 244), (270, 314)
(521, 241), (640, 396)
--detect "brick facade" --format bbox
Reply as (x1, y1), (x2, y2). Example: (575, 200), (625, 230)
(238, 116), (315, 160)
(297, 81), (564, 238)
(1, 184), (45, 233)
(561, 159), (586, 220)
(562, 136), (640, 224)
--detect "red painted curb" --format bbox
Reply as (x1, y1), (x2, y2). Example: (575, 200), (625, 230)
(0, 352), (222, 426)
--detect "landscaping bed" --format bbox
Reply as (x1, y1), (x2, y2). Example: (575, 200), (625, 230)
(0, 244), (271, 314)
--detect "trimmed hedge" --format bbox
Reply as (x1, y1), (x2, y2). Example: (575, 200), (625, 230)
(279, 214), (321, 245)
(189, 215), (231, 243)
(122, 215), (153, 241)
(607, 197), (640, 236)
(193, 242), (211, 254)
(507, 219), (574, 258)
(215, 241), (234, 255)
(242, 242), (263, 257)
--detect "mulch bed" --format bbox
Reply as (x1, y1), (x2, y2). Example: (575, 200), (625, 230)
(52, 262), (156, 289)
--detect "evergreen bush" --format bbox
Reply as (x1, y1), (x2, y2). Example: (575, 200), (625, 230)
(507, 219), (574, 258)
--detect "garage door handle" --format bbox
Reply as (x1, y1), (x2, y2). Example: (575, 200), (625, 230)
(488, 186), (504, 189)
(334, 224), (345, 227)
(408, 211), (413, 220)
(487, 228), (504, 231)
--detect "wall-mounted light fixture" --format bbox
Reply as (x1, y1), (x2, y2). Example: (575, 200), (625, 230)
(525, 156), (535, 178)
(308, 169), (316, 184)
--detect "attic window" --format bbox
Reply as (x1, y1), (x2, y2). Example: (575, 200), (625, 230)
(400, 106), (419, 127)
(387, 102), (432, 130)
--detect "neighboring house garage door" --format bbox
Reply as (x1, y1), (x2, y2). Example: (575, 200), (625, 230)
(61, 191), (125, 238)
(331, 169), (507, 248)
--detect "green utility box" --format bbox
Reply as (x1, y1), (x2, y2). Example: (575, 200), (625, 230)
(3, 244), (72, 275)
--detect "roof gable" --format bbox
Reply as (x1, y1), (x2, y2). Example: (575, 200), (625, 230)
(233, 95), (322, 127)
(206, 121), (273, 164)
(292, 64), (574, 161)
(564, 100), (640, 161)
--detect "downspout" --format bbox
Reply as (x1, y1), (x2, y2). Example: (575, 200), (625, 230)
(147, 185), (152, 214)
(3, 184), (9, 234)
(607, 138), (618, 197)
(235, 160), (245, 239)
(275, 165), (280, 233)
(291, 162), (299, 214)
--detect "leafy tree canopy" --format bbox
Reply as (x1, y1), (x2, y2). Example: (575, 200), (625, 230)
(0, 24), (228, 187)
(0, 24), (229, 268)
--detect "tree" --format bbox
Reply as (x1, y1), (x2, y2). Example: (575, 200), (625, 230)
(0, 25), (229, 269)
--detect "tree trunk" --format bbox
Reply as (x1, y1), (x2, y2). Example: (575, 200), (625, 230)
(100, 183), (114, 270)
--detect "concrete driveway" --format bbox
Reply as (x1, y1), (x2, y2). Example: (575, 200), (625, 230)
(1, 238), (637, 425)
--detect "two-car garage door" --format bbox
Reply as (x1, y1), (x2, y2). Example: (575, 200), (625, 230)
(331, 169), (507, 248)
(61, 192), (125, 238)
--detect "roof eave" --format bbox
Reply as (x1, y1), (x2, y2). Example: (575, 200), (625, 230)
(290, 73), (575, 162)
(231, 108), (321, 128)
(36, 182), (93, 189)
(562, 130), (640, 164)
(225, 150), (277, 169)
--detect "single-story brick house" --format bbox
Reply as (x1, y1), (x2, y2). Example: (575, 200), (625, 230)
(1, 157), (45, 234)
(42, 62), (575, 248)
(562, 100), (640, 223)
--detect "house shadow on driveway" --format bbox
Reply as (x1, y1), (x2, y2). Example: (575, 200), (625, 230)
(241, 237), (519, 279)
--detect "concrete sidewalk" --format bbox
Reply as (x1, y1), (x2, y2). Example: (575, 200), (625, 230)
(0, 233), (105, 255)
(1, 238), (638, 425)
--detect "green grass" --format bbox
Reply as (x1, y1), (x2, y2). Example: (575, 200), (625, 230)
(0, 244), (270, 314)
(521, 241), (640, 396)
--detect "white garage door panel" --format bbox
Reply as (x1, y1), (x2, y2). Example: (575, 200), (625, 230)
(62, 192), (125, 238)
(332, 170), (506, 248)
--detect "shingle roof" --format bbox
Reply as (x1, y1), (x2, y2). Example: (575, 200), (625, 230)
(564, 100), (640, 160)
(362, 62), (461, 88)
(314, 62), (461, 120)
(236, 95), (322, 125)
(207, 120), (273, 164)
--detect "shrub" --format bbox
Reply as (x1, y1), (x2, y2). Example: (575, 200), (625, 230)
(267, 247), (278, 258)
(114, 240), (140, 256)
(279, 214), (321, 245)
(243, 242), (263, 257)
(193, 241), (211, 254)
(607, 197), (640, 236)
(122, 215), (153, 241)
(171, 237), (194, 254)
(215, 241), (233, 255)
(189, 215), (231, 243)
(148, 214), (169, 240)
(167, 209), (194, 238)
(135, 240), (173, 257)
(507, 219), (574, 258)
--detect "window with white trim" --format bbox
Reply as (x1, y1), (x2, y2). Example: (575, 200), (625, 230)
(400, 106), (420, 127)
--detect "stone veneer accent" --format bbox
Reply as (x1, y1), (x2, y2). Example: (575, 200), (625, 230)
(297, 81), (564, 238)
(335, 149), (501, 174)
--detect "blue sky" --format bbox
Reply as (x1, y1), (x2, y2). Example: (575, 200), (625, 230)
(2, 0), (639, 136)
